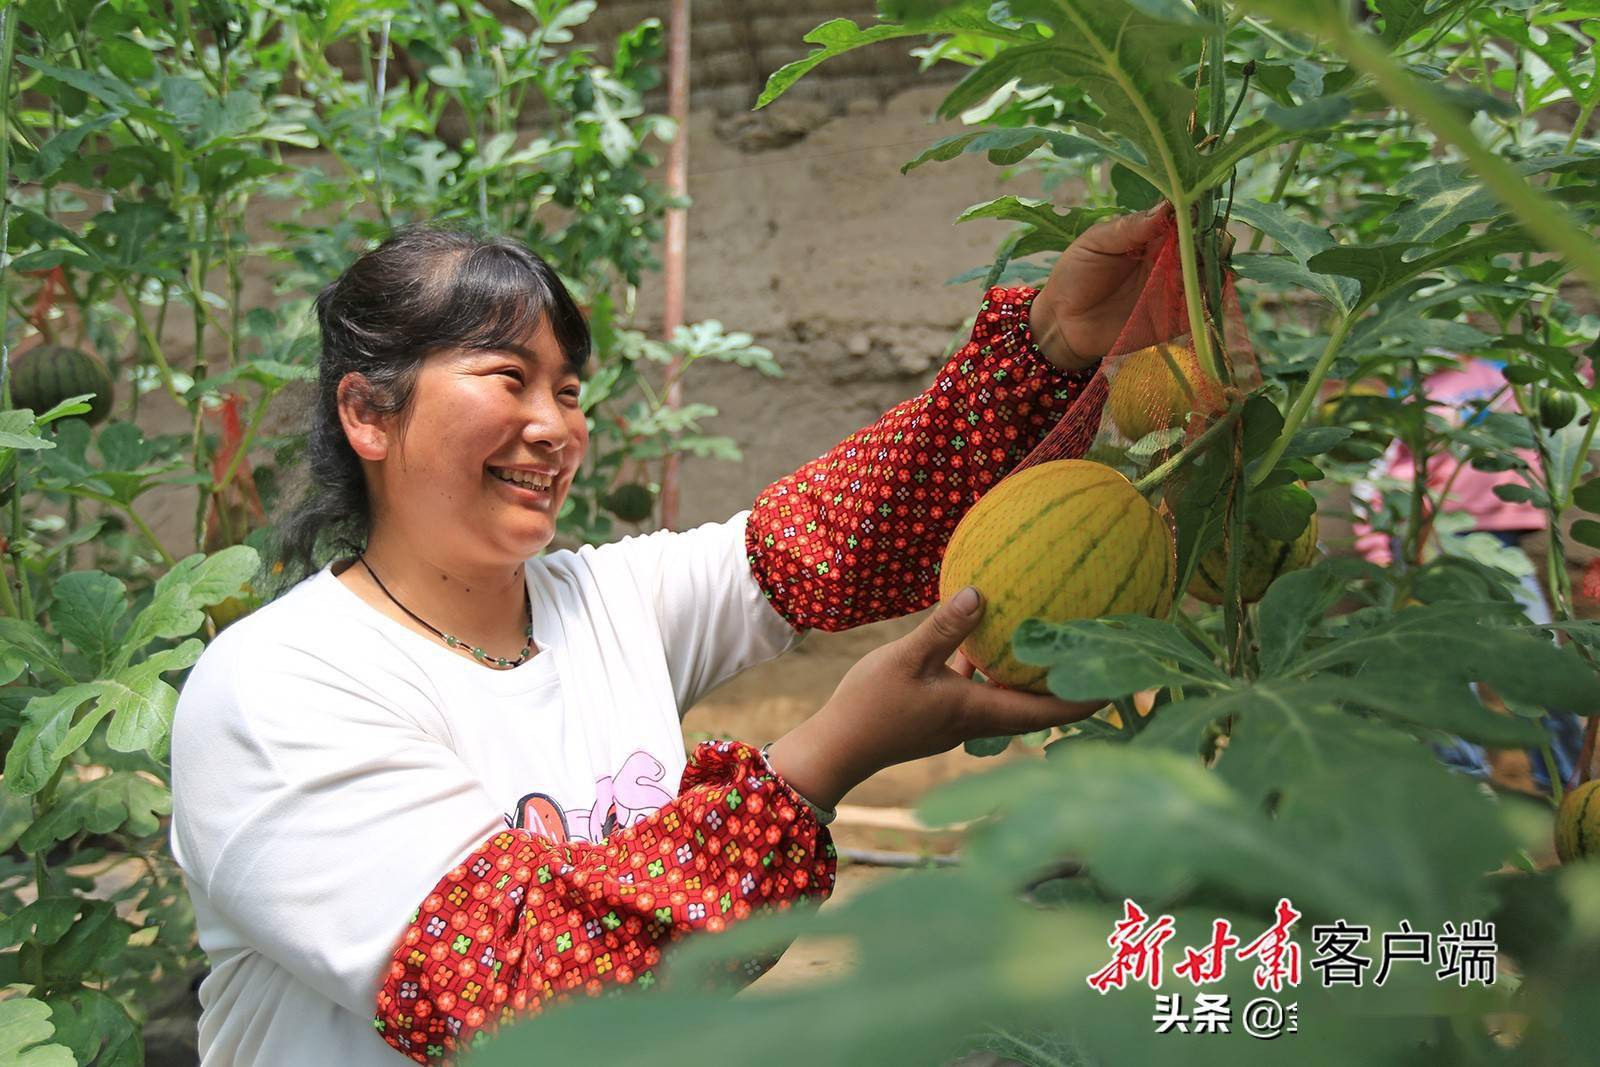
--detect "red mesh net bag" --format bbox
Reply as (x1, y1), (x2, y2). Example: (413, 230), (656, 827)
(1013, 212), (1257, 473)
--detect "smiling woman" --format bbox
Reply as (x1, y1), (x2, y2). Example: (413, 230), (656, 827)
(166, 215), (1167, 1066)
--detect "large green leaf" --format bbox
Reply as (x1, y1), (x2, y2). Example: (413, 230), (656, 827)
(100, 640), (204, 759)
(0, 998), (74, 1067)
(1292, 603), (1600, 713)
(17, 773), (172, 853)
(1374, 0), (1477, 48)
(1306, 229), (1537, 310)
(901, 126), (1106, 175)
(756, 13), (1037, 110)
(119, 546), (259, 665)
(3, 685), (102, 797)
(0, 898), (84, 948)
(41, 989), (141, 1067)
(0, 619), (69, 685)
(935, 0), (1204, 197)
(38, 900), (132, 983)
(955, 196), (1111, 251)
(48, 572), (127, 678)
(1387, 156), (1598, 246)
(1012, 615), (1231, 702)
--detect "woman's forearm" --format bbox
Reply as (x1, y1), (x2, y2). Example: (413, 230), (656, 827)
(373, 741), (835, 1066)
(745, 285), (1097, 632)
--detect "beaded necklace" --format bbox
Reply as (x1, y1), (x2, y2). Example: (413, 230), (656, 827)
(356, 554), (534, 669)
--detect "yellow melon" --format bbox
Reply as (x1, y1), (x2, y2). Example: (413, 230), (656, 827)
(939, 459), (1175, 693)
(1187, 512), (1321, 605)
(1556, 779), (1600, 864)
(1107, 340), (1223, 444)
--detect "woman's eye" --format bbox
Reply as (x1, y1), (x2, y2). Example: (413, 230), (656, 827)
(497, 369), (524, 383)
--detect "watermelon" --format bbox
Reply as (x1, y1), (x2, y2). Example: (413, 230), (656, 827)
(1106, 340), (1223, 444)
(939, 459), (1175, 693)
(1187, 512), (1320, 605)
(1539, 390), (1580, 432)
(11, 344), (115, 425)
(1556, 778), (1600, 864)
(601, 483), (655, 523)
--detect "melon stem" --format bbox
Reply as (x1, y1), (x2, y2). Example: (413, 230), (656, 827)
(1133, 402), (1243, 496)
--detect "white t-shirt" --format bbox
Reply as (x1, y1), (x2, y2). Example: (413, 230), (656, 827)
(169, 511), (803, 1066)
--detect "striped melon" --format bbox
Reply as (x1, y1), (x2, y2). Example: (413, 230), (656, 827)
(12, 344), (115, 425)
(1188, 512), (1319, 605)
(939, 459), (1175, 693)
(1556, 779), (1600, 863)
(1107, 340), (1223, 444)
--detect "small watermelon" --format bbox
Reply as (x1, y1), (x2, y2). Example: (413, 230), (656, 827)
(602, 483), (655, 523)
(11, 344), (115, 425)
(1539, 390), (1580, 432)
(1187, 511), (1320, 605)
(1556, 778), (1600, 864)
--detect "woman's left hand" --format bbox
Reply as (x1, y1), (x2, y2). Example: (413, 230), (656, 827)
(1028, 201), (1175, 373)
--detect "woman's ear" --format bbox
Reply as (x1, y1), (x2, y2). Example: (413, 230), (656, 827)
(336, 372), (391, 462)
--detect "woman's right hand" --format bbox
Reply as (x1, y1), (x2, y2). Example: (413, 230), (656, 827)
(764, 587), (1106, 813)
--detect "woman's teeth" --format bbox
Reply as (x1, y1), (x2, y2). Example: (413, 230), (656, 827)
(491, 468), (554, 490)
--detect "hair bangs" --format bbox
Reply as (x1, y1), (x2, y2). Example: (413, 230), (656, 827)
(431, 242), (592, 376)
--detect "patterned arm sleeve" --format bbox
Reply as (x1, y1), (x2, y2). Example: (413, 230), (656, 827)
(373, 741), (835, 1066)
(745, 285), (1096, 630)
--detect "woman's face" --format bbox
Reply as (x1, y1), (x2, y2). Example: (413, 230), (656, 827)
(353, 314), (589, 568)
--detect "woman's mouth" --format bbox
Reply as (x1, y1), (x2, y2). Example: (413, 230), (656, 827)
(488, 466), (557, 504)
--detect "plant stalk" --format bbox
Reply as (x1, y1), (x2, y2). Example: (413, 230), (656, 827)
(1134, 402), (1244, 495)
(1249, 311), (1357, 488)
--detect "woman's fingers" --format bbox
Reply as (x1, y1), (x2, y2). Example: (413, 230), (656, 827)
(1076, 201), (1172, 258)
(947, 649), (978, 679)
(959, 679), (1107, 738)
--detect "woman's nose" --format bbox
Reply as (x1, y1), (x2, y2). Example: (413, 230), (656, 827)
(520, 391), (572, 450)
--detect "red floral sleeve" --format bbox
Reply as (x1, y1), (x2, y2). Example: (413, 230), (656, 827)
(746, 285), (1094, 630)
(373, 741), (835, 1065)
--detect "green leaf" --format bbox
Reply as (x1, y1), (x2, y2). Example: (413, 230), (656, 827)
(39, 900), (131, 982)
(3, 685), (102, 797)
(964, 736), (1013, 757)
(936, 1), (1204, 197)
(1012, 615), (1229, 701)
(0, 410), (55, 451)
(1307, 230), (1536, 310)
(0, 618), (69, 684)
(19, 114), (121, 184)
(1387, 157), (1592, 246)
(41, 989), (141, 1067)
(1573, 477), (1600, 515)
(1257, 566), (1347, 675)
(48, 572), (127, 677)
(1264, 93), (1352, 131)
(1376, 0), (1477, 47)
(901, 127), (1105, 175)
(98, 640), (204, 758)
(0, 898), (84, 947)
(1572, 519), (1600, 550)
(121, 546), (259, 662)
(955, 196), (1110, 251)
(1247, 482), (1316, 541)
(757, 14), (1036, 110)
(0, 645), (26, 687)
(1295, 603), (1600, 714)
(17, 773), (172, 853)
(0, 789), (32, 852)
(0, 998), (74, 1067)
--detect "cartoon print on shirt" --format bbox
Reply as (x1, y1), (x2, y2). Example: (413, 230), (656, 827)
(506, 750), (675, 844)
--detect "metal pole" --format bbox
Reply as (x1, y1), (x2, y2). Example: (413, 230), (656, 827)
(659, 0), (690, 530)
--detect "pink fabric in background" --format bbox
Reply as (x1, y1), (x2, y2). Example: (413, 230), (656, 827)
(1351, 358), (1545, 566)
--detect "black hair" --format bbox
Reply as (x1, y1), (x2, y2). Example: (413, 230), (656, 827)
(269, 225), (591, 590)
